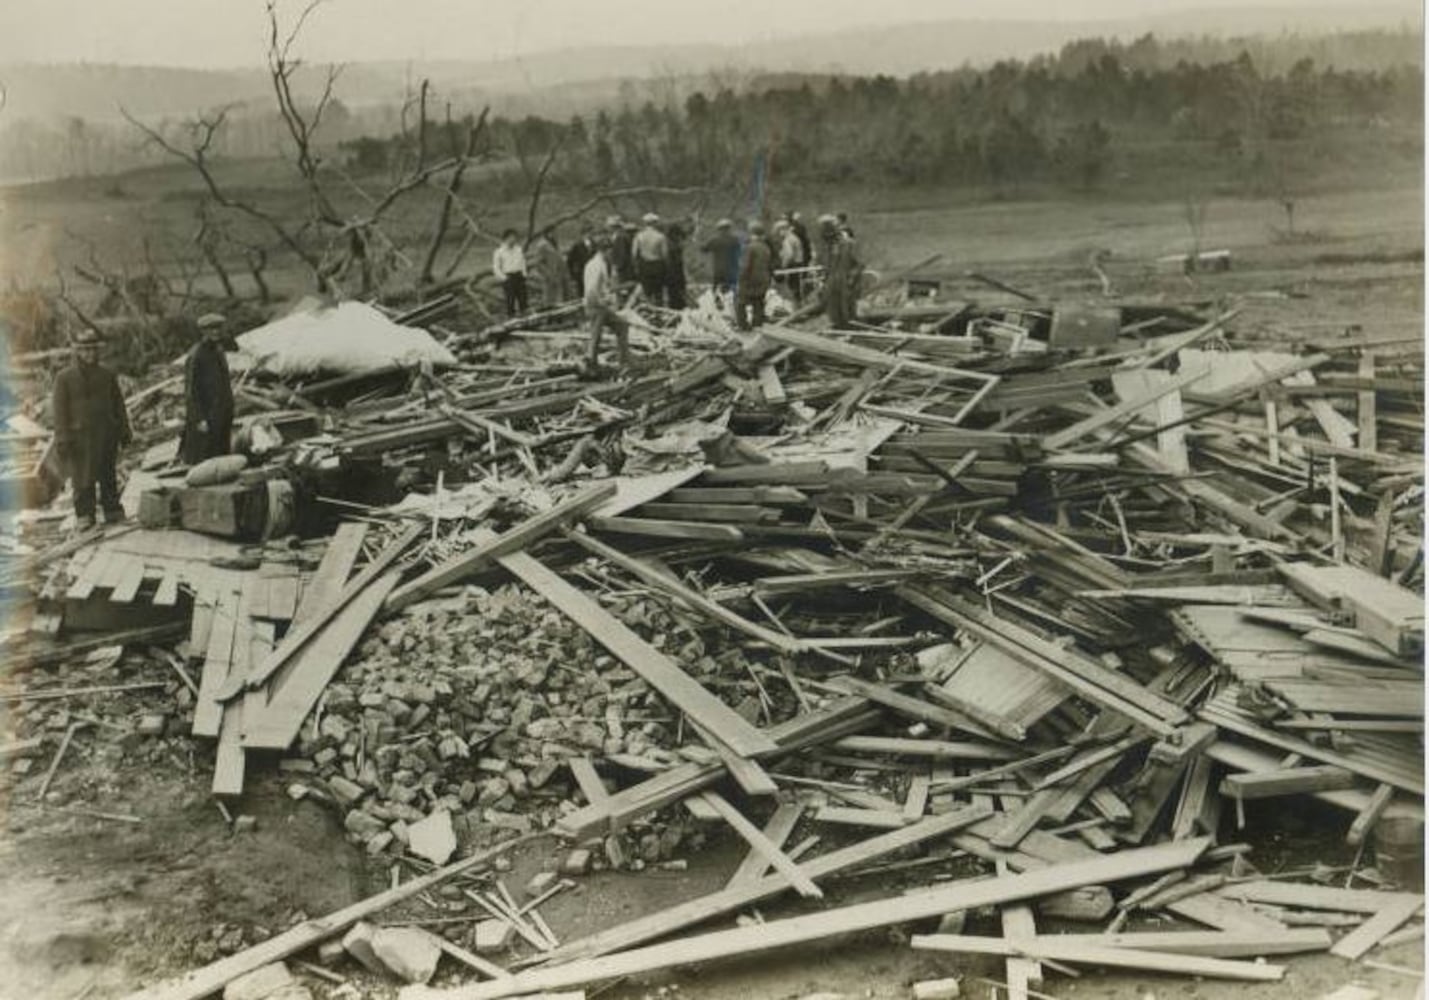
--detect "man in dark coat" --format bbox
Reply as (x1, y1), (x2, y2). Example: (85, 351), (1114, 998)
(566, 226), (596, 298)
(180, 313), (235, 465)
(607, 215), (636, 287)
(735, 220), (774, 331)
(701, 218), (741, 294)
(664, 221), (689, 311)
(52, 329), (131, 528)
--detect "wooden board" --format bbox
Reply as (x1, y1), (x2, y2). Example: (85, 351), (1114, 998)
(447, 838), (1211, 999)
(192, 580), (241, 738)
(1330, 895), (1424, 959)
(911, 935), (1284, 981)
(498, 550), (776, 759)
(293, 523), (368, 624)
(1035, 929), (1330, 957)
(242, 571), (401, 751)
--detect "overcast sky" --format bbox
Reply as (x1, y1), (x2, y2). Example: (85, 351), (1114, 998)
(0, 0), (1364, 68)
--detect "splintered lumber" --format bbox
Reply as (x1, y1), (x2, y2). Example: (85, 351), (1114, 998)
(1348, 785), (1395, 847)
(568, 758), (609, 806)
(564, 528), (802, 654)
(1331, 895), (1425, 960)
(387, 483), (615, 612)
(236, 524), (421, 696)
(117, 832), (536, 1000)
(241, 571), (402, 750)
(543, 804), (993, 964)
(439, 838), (1211, 999)
(999, 873), (1042, 1000)
(726, 804), (803, 889)
(814, 806), (907, 829)
(910, 935), (1285, 981)
(497, 550), (776, 759)
(1220, 765), (1358, 800)
(1218, 882), (1421, 914)
(699, 792), (820, 898)
(556, 700), (879, 839)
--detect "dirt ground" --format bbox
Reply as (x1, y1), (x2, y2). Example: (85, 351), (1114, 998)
(0, 180), (1423, 1000)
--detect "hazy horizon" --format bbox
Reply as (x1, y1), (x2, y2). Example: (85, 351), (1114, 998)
(1, 0), (1419, 70)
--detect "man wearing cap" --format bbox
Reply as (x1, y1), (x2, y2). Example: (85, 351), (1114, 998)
(52, 330), (131, 529)
(701, 218), (740, 295)
(736, 219), (774, 331)
(180, 313), (235, 465)
(820, 214), (863, 328)
(583, 237), (630, 370)
(664, 220), (689, 310)
(631, 212), (669, 306)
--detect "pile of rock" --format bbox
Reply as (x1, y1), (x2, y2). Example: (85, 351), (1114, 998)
(295, 579), (730, 864)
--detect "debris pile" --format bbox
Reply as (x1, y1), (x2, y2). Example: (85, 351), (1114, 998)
(5, 277), (1425, 1000)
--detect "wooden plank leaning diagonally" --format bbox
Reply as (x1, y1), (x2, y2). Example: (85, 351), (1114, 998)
(497, 548), (776, 759)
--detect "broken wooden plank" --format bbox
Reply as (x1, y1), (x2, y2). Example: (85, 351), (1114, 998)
(912, 935), (1287, 980)
(1218, 882), (1420, 914)
(1220, 765), (1358, 801)
(725, 803), (803, 890)
(1348, 785), (1396, 847)
(568, 758), (609, 807)
(1331, 895), (1425, 960)
(498, 550), (777, 759)
(588, 516), (745, 542)
(239, 524), (421, 696)
(293, 523), (368, 624)
(241, 572), (401, 750)
(451, 838), (1211, 999)
(814, 806), (907, 830)
(387, 483), (614, 613)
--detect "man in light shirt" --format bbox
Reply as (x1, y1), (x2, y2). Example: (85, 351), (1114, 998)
(492, 228), (529, 318)
(583, 238), (630, 370)
(631, 211), (669, 306)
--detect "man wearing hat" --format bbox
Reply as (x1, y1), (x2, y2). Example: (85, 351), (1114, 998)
(631, 212), (669, 306)
(701, 218), (740, 295)
(819, 214), (863, 328)
(51, 329), (131, 529)
(180, 312), (235, 465)
(735, 219), (774, 331)
(566, 224), (597, 298)
(606, 215), (635, 288)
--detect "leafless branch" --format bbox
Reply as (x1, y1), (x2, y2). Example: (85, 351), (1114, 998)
(523, 133), (568, 245)
(420, 106), (490, 287)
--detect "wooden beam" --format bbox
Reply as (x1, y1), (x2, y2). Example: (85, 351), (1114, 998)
(446, 838), (1211, 999)
(1358, 352), (1378, 452)
(911, 935), (1284, 981)
(293, 523), (368, 623)
(118, 833), (536, 1000)
(588, 516), (744, 542)
(386, 483), (615, 613)
(1219, 765), (1357, 801)
(498, 550), (776, 759)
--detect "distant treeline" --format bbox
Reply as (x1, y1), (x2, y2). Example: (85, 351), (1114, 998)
(0, 29), (1421, 191)
(365, 41), (1424, 201)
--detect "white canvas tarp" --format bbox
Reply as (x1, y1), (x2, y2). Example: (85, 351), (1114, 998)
(235, 300), (456, 377)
